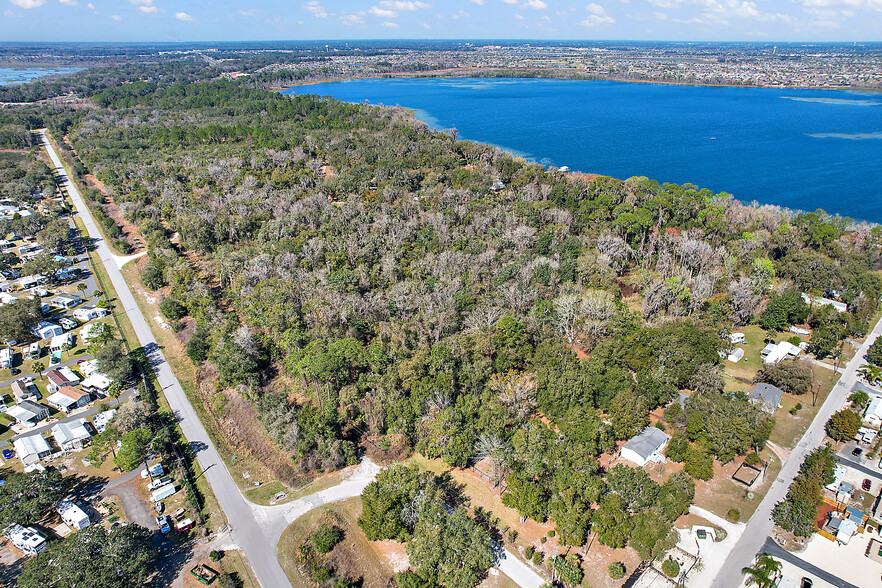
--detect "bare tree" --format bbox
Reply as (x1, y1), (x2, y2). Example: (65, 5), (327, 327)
(553, 294), (581, 343)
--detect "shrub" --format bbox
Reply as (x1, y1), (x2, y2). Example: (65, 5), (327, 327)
(547, 530), (555, 538)
(159, 298), (186, 321)
(311, 525), (344, 554)
(608, 562), (625, 580)
(507, 529), (518, 543)
(532, 551), (544, 566)
(744, 452), (760, 466)
(826, 409), (861, 442)
(727, 508), (741, 522)
(788, 336), (801, 347)
(525, 546), (535, 559)
(662, 558), (680, 577)
(554, 556), (584, 585)
(209, 549), (222, 562)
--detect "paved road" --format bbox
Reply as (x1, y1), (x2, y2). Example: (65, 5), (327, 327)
(40, 130), (293, 588)
(836, 453), (882, 482)
(711, 316), (882, 587)
(761, 537), (859, 588)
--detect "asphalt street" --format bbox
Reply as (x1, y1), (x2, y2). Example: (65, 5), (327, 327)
(710, 314), (882, 587)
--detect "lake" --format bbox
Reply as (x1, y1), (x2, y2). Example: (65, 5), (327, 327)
(0, 66), (83, 85)
(284, 78), (882, 222)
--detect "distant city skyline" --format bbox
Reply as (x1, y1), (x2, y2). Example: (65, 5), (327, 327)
(0, 0), (879, 43)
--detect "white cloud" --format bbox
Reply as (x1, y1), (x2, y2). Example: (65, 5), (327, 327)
(585, 2), (607, 14)
(59, 0), (79, 6)
(303, 1), (327, 18)
(501, 0), (518, 4)
(129, 0), (158, 13)
(469, 0), (485, 4)
(526, 0), (547, 8)
(581, 13), (615, 24)
(381, 20), (399, 27)
(794, 0), (881, 8)
(451, 9), (471, 18)
(370, 6), (397, 17)
(238, 9), (256, 16)
(514, 12), (524, 18)
(175, 11), (192, 20)
(111, 13), (121, 20)
(139, 5), (156, 12)
(9, 0), (46, 8)
(340, 11), (365, 24)
(379, 1), (431, 9)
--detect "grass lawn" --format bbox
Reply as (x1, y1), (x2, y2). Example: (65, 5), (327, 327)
(245, 470), (347, 506)
(693, 452), (783, 521)
(770, 364), (839, 449)
(217, 550), (260, 588)
(277, 497), (394, 588)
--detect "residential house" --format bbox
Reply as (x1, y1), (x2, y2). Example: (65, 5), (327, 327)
(761, 341), (801, 364)
(0, 348), (11, 369)
(48, 294), (81, 310)
(79, 359), (99, 377)
(49, 333), (73, 354)
(32, 321), (64, 340)
(58, 317), (77, 330)
(18, 275), (46, 290)
(729, 332), (746, 345)
(865, 397), (882, 427)
(80, 373), (111, 397)
(92, 409), (116, 433)
(11, 379), (39, 402)
(6, 401), (49, 426)
(47, 386), (91, 413)
(56, 499), (90, 530)
(620, 427), (670, 467)
(46, 367), (80, 393)
(72, 305), (108, 322)
(749, 383), (785, 413)
(802, 292), (848, 313)
(4, 524), (47, 555)
(51, 419), (92, 451)
(12, 434), (52, 466)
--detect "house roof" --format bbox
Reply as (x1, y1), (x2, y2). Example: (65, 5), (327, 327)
(81, 374), (110, 390)
(16, 400), (46, 415)
(47, 392), (77, 409)
(58, 386), (88, 401)
(51, 420), (90, 444)
(13, 434), (50, 456)
(10, 380), (30, 397)
(866, 397), (882, 420)
(623, 427), (670, 460)
(749, 383), (784, 410)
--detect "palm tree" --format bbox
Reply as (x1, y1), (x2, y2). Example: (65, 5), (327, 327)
(32, 361), (45, 379)
(859, 363), (882, 386)
(743, 553), (782, 588)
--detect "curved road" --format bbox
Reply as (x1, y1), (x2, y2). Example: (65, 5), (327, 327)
(711, 315), (882, 588)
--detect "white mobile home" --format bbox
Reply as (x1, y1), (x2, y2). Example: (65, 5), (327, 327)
(56, 500), (90, 530)
(5, 524), (46, 555)
(12, 434), (52, 465)
(621, 427), (670, 467)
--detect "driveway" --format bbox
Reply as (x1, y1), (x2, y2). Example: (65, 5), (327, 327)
(711, 315), (882, 588)
(102, 475), (158, 530)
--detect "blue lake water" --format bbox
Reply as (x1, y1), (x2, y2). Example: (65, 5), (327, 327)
(284, 78), (882, 222)
(0, 66), (83, 85)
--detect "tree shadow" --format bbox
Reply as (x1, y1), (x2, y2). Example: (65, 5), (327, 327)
(148, 534), (195, 588)
(63, 473), (110, 503)
(435, 471), (467, 508)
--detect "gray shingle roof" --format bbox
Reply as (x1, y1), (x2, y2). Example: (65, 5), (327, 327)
(623, 427), (670, 460)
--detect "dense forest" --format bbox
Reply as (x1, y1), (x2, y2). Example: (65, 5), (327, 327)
(3, 65), (880, 566)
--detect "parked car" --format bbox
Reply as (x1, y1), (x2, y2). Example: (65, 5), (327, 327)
(852, 447), (864, 458)
(147, 476), (172, 492)
(2, 449), (13, 460)
(156, 515), (170, 534)
(154, 501), (164, 514)
(800, 579), (813, 588)
(863, 479), (872, 491)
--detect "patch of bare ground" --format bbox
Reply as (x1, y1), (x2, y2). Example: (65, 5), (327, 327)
(579, 539), (644, 588)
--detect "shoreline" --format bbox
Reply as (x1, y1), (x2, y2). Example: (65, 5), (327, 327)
(279, 75), (880, 226)
(277, 68), (882, 94)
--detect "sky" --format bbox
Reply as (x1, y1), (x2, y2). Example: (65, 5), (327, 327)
(0, 0), (879, 43)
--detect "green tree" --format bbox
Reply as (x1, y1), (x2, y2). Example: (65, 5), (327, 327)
(607, 388), (648, 440)
(657, 472), (695, 522)
(96, 339), (135, 383)
(606, 465), (660, 511)
(407, 503), (494, 588)
(32, 361), (45, 379)
(684, 445), (714, 481)
(826, 409), (861, 442)
(743, 553), (782, 588)
(868, 339), (882, 367)
(114, 428), (152, 471)
(630, 511), (677, 560)
(0, 297), (42, 343)
(141, 259), (166, 290)
(358, 464), (434, 542)
(754, 360), (812, 396)
(0, 470), (66, 527)
(502, 472), (549, 522)
(159, 298), (186, 321)
(849, 389), (871, 410)
(311, 525), (343, 554)
(18, 524), (156, 588)
(592, 494), (632, 548)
